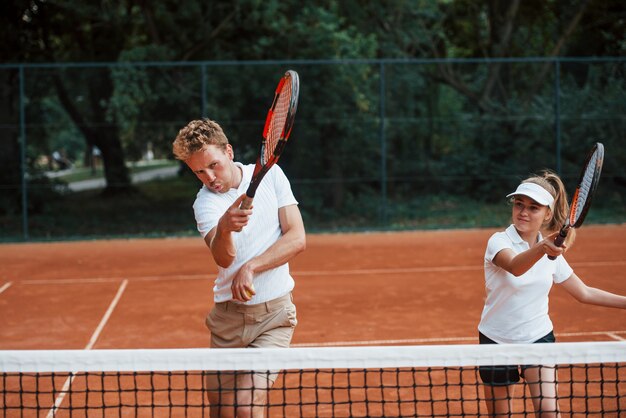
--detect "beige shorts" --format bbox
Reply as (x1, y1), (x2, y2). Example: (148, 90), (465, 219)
(204, 293), (297, 391)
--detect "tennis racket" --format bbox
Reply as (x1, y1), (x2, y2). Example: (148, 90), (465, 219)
(240, 70), (300, 210)
(548, 142), (604, 260)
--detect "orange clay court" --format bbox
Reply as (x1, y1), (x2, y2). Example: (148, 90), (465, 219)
(0, 225), (625, 417)
(1, 224), (624, 350)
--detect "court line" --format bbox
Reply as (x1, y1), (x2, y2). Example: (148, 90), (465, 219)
(46, 279), (128, 418)
(292, 336), (477, 347)
(22, 274), (210, 284)
(296, 266), (483, 275)
(85, 279), (128, 350)
(0, 282), (12, 294)
(291, 330), (626, 347)
(295, 260), (626, 275)
(16, 259), (626, 284)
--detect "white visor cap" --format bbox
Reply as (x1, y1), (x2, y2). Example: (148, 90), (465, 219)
(506, 182), (555, 208)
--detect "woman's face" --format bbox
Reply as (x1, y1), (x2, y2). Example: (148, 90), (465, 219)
(511, 195), (551, 236)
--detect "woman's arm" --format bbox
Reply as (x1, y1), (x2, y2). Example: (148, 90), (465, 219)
(559, 273), (626, 308)
(493, 231), (564, 277)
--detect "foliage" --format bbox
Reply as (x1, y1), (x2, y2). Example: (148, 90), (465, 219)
(2, 173), (623, 241)
(1, 0), (625, 239)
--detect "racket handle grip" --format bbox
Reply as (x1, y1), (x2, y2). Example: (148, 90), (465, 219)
(547, 228), (568, 260)
(240, 196), (254, 210)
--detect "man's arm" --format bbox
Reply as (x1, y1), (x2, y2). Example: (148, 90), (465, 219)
(230, 204), (306, 301)
(204, 194), (252, 268)
(247, 204), (306, 273)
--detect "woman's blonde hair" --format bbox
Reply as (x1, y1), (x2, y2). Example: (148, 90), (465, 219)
(172, 119), (229, 161)
(521, 169), (575, 245)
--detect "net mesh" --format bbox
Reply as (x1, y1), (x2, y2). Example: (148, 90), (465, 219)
(1, 342), (624, 417)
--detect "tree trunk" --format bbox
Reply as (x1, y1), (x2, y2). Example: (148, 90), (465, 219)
(96, 126), (132, 196)
(0, 68), (22, 215)
(320, 125), (345, 211)
(53, 68), (132, 195)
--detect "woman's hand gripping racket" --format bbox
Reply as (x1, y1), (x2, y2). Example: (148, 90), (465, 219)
(239, 70), (300, 210)
(548, 142), (604, 260)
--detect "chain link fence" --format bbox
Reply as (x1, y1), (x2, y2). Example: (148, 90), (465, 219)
(1, 57), (624, 240)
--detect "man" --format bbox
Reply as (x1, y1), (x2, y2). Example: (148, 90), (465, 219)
(172, 119), (306, 417)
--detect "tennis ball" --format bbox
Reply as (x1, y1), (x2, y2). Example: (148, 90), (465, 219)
(245, 284), (256, 298)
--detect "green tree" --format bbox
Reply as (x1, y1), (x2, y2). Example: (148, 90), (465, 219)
(1, 0), (623, 236)
(23, 1), (134, 194)
(1, 1), (43, 216)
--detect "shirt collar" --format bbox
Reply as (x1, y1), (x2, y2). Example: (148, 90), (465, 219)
(505, 224), (525, 244)
(504, 224), (543, 246)
(234, 162), (251, 194)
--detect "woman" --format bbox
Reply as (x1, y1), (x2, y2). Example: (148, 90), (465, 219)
(478, 170), (626, 417)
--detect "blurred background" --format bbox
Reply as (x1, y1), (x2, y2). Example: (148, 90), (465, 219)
(1, 0), (624, 241)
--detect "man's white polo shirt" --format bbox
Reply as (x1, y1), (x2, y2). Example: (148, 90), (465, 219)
(193, 163), (298, 304)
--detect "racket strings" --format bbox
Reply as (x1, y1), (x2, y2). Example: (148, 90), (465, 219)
(571, 150), (600, 224)
(264, 79), (292, 162)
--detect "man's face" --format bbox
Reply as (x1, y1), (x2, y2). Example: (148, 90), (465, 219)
(185, 144), (236, 193)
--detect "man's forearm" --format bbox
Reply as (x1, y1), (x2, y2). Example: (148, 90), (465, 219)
(245, 229), (306, 275)
(206, 227), (236, 268)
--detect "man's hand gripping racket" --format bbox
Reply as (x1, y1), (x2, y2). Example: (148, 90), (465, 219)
(548, 142), (604, 260)
(240, 70), (300, 210)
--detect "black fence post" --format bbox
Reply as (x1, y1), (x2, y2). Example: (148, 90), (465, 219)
(19, 65), (28, 240)
(554, 59), (562, 175)
(379, 61), (387, 227)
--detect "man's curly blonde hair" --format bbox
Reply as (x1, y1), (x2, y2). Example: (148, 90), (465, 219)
(172, 119), (229, 161)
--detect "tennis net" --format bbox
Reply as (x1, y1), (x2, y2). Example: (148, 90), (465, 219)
(1, 341), (624, 417)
